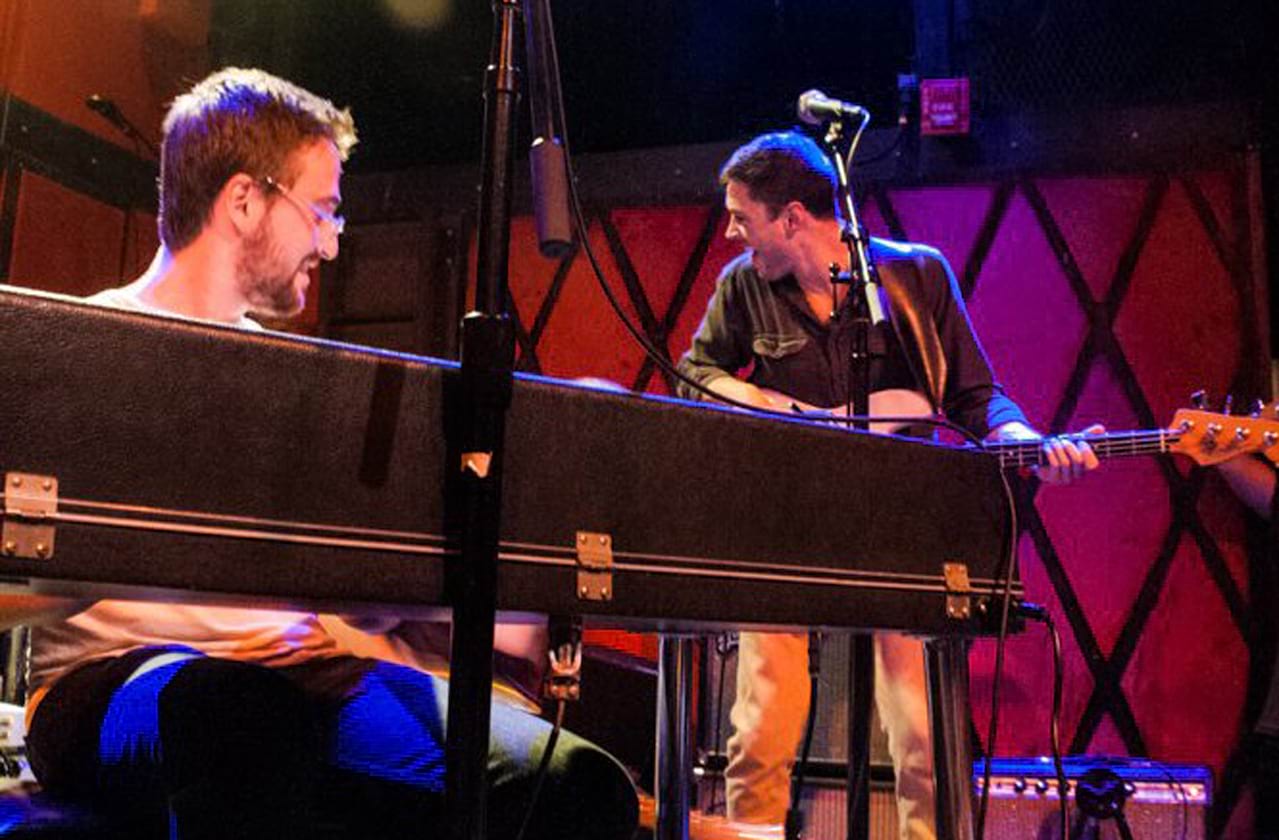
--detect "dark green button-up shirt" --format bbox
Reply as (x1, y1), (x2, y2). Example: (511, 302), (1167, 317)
(675, 241), (1026, 439)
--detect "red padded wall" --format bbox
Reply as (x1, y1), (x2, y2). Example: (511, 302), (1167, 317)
(479, 164), (1268, 832)
(3, 165), (322, 334)
(8, 171), (137, 295)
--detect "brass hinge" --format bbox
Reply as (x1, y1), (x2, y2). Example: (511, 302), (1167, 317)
(575, 531), (613, 601)
(2, 472), (58, 559)
(943, 562), (971, 620)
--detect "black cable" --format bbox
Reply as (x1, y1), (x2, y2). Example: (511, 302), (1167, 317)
(542, 0), (987, 441)
(849, 126), (907, 169)
(824, 112), (1030, 840)
(1045, 609), (1069, 840)
(1152, 758), (1191, 840)
(545, 17), (1025, 836)
(111, 123), (148, 283)
(1017, 601), (1070, 839)
(514, 699), (566, 840)
(539, 7), (1053, 491)
(515, 613), (581, 840)
(543, 0), (693, 398)
(1113, 809), (1136, 840)
(785, 632), (823, 840)
(785, 673), (819, 840)
(976, 466), (1020, 840)
(708, 633), (734, 815)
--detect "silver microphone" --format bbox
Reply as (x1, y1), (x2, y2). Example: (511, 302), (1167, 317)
(796, 89), (866, 125)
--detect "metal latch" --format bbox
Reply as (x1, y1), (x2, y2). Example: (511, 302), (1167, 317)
(575, 531), (613, 601)
(943, 562), (971, 620)
(2, 473), (57, 559)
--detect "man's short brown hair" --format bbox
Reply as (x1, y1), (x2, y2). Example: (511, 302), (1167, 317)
(159, 67), (358, 252)
(718, 131), (836, 220)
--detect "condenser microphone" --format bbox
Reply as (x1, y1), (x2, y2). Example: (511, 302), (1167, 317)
(524, 0), (575, 259)
(796, 89), (866, 126)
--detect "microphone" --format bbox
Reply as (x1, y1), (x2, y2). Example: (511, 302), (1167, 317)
(85, 94), (128, 131)
(524, 0), (575, 259)
(796, 89), (866, 126)
(85, 94), (159, 160)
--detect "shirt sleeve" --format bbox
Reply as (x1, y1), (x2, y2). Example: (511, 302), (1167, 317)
(675, 264), (753, 400)
(924, 250), (1028, 438)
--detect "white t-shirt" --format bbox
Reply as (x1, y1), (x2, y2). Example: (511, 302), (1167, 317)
(28, 286), (344, 699)
(28, 284), (544, 711)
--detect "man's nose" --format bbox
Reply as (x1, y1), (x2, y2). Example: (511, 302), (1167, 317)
(318, 233), (340, 261)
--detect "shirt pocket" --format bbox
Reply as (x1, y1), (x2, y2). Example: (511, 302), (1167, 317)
(752, 333), (809, 359)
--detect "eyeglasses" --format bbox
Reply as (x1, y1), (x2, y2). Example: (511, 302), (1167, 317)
(259, 175), (346, 240)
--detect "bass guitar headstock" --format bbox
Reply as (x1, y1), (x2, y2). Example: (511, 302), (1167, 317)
(1170, 394), (1279, 466)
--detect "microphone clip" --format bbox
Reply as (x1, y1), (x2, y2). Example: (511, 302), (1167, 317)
(544, 614), (583, 702)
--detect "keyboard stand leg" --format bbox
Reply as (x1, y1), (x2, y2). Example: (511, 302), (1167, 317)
(655, 635), (695, 840)
(845, 633), (874, 840)
(925, 638), (975, 840)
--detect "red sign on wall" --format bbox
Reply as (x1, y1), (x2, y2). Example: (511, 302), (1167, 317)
(920, 77), (971, 135)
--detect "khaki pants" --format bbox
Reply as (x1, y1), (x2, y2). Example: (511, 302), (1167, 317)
(725, 632), (936, 840)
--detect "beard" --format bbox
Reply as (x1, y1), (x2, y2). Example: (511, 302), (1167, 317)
(237, 220), (312, 319)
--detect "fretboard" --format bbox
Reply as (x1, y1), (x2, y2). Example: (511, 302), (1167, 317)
(982, 429), (1181, 469)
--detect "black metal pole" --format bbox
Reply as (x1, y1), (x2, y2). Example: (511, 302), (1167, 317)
(474, 0), (521, 316)
(845, 636), (873, 840)
(444, 3), (520, 839)
(655, 636), (695, 840)
(925, 639), (976, 840)
(817, 120), (877, 840)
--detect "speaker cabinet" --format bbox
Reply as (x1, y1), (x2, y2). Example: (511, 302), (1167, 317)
(976, 756), (1210, 839)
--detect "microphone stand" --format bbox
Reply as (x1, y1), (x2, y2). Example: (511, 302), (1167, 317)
(820, 117), (978, 840)
(86, 95), (159, 160)
(444, 2), (519, 839)
(815, 117), (880, 840)
(822, 118), (884, 335)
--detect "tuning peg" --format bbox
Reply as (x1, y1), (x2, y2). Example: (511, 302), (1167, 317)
(1223, 395), (1234, 416)
(1251, 399), (1265, 418)
(1190, 389), (1207, 409)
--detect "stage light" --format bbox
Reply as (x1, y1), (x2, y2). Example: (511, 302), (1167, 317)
(381, 0), (453, 31)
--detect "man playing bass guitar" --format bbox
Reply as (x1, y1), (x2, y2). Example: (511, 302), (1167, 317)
(675, 130), (1100, 839)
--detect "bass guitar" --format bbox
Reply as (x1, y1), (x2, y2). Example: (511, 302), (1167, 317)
(754, 387), (1279, 468)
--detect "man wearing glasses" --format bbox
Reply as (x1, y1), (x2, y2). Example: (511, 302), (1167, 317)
(13, 67), (637, 840)
(87, 93), (347, 324)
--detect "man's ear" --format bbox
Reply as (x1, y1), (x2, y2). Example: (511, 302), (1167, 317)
(218, 173), (264, 237)
(782, 201), (807, 235)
